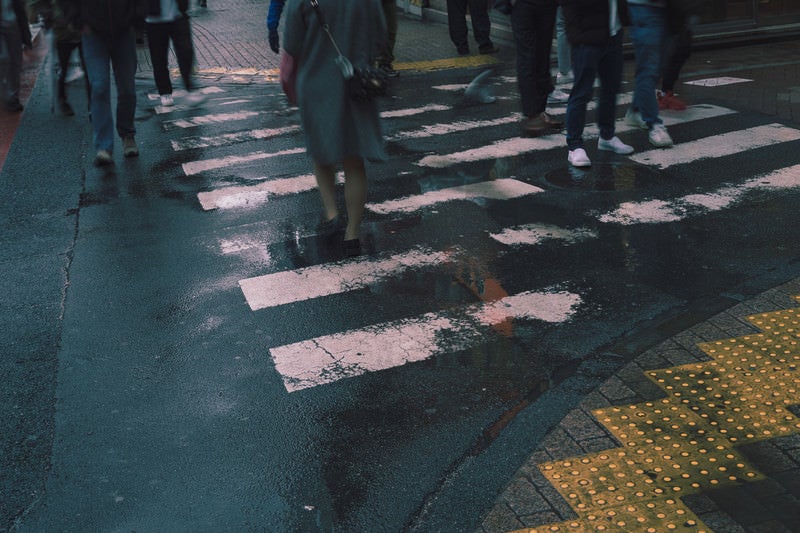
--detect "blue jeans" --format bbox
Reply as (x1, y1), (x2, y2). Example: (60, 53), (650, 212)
(511, 0), (557, 117)
(565, 32), (624, 150)
(628, 4), (667, 127)
(82, 28), (137, 152)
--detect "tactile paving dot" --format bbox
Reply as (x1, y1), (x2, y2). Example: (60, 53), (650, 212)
(592, 400), (764, 492)
(539, 452), (665, 511)
(509, 498), (710, 532)
(647, 363), (800, 444)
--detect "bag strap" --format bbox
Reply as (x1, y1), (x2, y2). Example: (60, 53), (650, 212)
(309, 0), (345, 58)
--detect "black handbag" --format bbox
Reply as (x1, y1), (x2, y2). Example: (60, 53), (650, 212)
(309, 0), (387, 101)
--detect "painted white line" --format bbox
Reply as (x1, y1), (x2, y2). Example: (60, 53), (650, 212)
(240, 246), (452, 310)
(366, 178), (544, 215)
(172, 125), (301, 151)
(417, 104), (734, 168)
(270, 289), (582, 392)
(162, 110), (265, 130)
(389, 114), (523, 141)
(183, 147), (305, 176)
(491, 224), (597, 246)
(381, 104), (452, 118)
(630, 123), (800, 169)
(598, 164), (800, 225)
(198, 173), (344, 210)
(684, 77), (753, 87)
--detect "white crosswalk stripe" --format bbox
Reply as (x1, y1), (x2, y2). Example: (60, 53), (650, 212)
(154, 77), (800, 393)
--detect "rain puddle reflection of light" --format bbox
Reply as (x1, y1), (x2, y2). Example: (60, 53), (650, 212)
(545, 162), (659, 191)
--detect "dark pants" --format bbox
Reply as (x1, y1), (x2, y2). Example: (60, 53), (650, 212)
(0, 21), (23, 105)
(565, 32), (624, 150)
(146, 16), (195, 95)
(56, 40), (90, 102)
(446, 0), (493, 51)
(511, 0), (557, 117)
(376, 0), (397, 66)
(661, 27), (692, 92)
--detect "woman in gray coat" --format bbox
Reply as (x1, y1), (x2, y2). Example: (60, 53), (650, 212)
(283, 0), (387, 256)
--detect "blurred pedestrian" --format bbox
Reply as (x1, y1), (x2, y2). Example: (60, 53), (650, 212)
(62, 0), (145, 165)
(446, 0), (498, 56)
(547, 5), (571, 103)
(561, 0), (633, 167)
(283, 0), (387, 257)
(512, 0), (562, 136)
(625, 0), (673, 147)
(375, 0), (398, 77)
(266, 0), (284, 53)
(0, 0), (32, 112)
(29, 0), (89, 115)
(657, 0), (700, 110)
(146, 0), (204, 107)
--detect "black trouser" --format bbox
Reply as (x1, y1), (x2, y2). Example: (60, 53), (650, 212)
(146, 16), (195, 95)
(446, 0), (493, 50)
(376, 0), (397, 66)
(511, 0), (557, 117)
(661, 27), (692, 92)
(56, 40), (90, 102)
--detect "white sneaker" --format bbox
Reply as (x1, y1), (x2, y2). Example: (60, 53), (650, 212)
(184, 91), (207, 107)
(548, 88), (570, 103)
(556, 70), (574, 85)
(625, 108), (647, 129)
(598, 136), (634, 155)
(160, 94), (174, 107)
(568, 148), (591, 167)
(649, 123), (674, 147)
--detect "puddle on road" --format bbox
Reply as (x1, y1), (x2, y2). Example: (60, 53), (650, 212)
(545, 161), (660, 191)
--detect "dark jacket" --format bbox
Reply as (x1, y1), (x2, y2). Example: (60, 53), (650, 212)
(5, 0), (33, 47)
(560, 0), (630, 46)
(60, 0), (146, 38)
(147, 0), (188, 17)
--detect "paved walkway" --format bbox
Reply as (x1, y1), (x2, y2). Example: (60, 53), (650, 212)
(7, 4), (800, 531)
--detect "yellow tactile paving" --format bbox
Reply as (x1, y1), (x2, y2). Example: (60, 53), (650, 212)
(509, 298), (800, 533)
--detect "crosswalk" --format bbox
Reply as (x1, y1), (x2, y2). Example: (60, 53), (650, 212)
(148, 73), (800, 393)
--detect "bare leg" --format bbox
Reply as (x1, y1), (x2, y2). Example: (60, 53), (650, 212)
(313, 161), (339, 221)
(342, 156), (367, 241)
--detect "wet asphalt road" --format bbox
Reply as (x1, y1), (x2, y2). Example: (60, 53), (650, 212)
(3, 44), (800, 532)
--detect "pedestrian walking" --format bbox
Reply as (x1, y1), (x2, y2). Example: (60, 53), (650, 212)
(146, 0), (204, 108)
(547, 5), (571, 103)
(375, 0), (398, 77)
(625, 0), (673, 147)
(0, 0), (32, 112)
(511, 0), (562, 137)
(446, 0), (498, 56)
(561, 0), (633, 168)
(29, 0), (89, 115)
(266, 0), (284, 53)
(283, 0), (387, 257)
(62, 0), (144, 166)
(657, 0), (700, 110)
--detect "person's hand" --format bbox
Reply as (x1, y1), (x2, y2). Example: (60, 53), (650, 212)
(268, 29), (280, 53)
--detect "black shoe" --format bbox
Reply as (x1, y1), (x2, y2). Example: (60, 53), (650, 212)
(379, 64), (399, 78)
(479, 44), (499, 54)
(318, 215), (345, 237)
(59, 100), (75, 116)
(457, 46), (469, 56)
(5, 100), (23, 113)
(343, 238), (361, 257)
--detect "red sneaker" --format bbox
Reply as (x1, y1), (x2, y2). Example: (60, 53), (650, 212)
(659, 90), (688, 111)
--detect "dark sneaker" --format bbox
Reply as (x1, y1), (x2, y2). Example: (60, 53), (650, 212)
(379, 64), (399, 78)
(5, 99), (23, 113)
(122, 136), (139, 157)
(479, 44), (499, 54)
(94, 149), (113, 166)
(456, 46), (469, 56)
(59, 100), (75, 116)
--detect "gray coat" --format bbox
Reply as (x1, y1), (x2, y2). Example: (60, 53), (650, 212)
(283, 0), (387, 165)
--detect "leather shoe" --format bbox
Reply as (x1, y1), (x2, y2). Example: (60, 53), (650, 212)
(520, 112), (561, 136)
